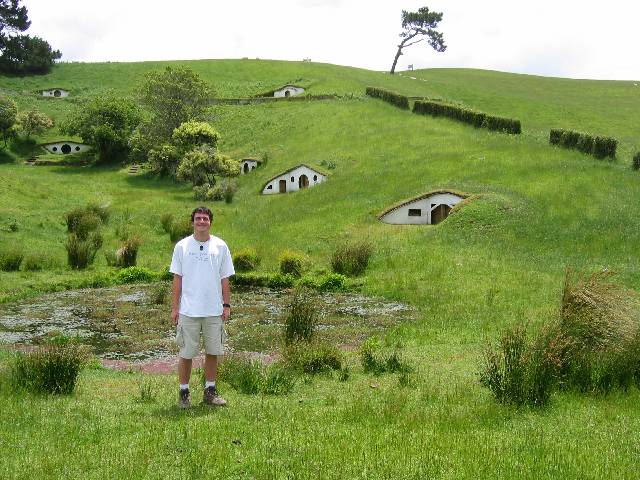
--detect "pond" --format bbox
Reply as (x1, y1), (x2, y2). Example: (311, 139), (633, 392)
(0, 283), (416, 361)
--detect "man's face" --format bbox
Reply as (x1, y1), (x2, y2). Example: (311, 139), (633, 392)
(193, 213), (211, 234)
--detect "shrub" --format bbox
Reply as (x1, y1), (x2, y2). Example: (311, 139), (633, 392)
(360, 337), (413, 375)
(576, 134), (595, 155)
(633, 153), (640, 171)
(169, 218), (193, 242)
(193, 180), (238, 202)
(316, 273), (347, 292)
(479, 323), (555, 407)
(284, 288), (319, 345)
(331, 241), (373, 276)
(550, 128), (618, 160)
(151, 282), (170, 305)
(232, 272), (272, 288)
(114, 266), (156, 284)
(365, 86), (409, 109)
(0, 249), (24, 271)
(268, 273), (295, 289)
(552, 269), (639, 392)
(218, 356), (296, 395)
(11, 339), (88, 394)
(549, 128), (564, 145)
(22, 254), (43, 271)
(413, 100), (521, 134)
(160, 213), (174, 233)
(116, 235), (142, 267)
(233, 248), (261, 272)
(283, 341), (343, 374)
(279, 250), (307, 278)
(593, 136), (617, 159)
(65, 232), (103, 269)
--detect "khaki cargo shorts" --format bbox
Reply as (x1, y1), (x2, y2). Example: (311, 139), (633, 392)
(176, 314), (227, 359)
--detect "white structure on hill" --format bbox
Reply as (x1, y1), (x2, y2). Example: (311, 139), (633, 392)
(240, 158), (262, 174)
(261, 164), (327, 194)
(379, 190), (466, 225)
(41, 141), (91, 155)
(274, 85), (305, 98)
(41, 89), (69, 98)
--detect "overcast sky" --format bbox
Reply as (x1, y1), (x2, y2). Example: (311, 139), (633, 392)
(24, 0), (640, 81)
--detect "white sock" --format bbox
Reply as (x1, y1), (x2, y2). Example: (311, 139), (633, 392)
(180, 384), (189, 391)
(205, 381), (216, 389)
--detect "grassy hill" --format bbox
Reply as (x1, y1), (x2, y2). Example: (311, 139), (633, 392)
(1, 60), (640, 477)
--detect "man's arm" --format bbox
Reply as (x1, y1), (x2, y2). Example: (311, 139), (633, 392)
(171, 274), (182, 325)
(221, 277), (231, 322)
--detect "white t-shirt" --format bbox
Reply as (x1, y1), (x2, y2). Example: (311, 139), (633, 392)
(169, 234), (235, 317)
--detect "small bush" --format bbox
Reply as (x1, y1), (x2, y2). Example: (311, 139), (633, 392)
(549, 128), (564, 145)
(279, 250), (307, 278)
(284, 288), (318, 345)
(114, 266), (156, 284)
(85, 203), (110, 223)
(116, 235), (142, 267)
(331, 241), (373, 276)
(0, 249), (24, 271)
(22, 254), (43, 271)
(632, 152), (640, 171)
(169, 218), (193, 242)
(66, 232), (103, 269)
(160, 213), (174, 233)
(316, 273), (347, 292)
(268, 273), (295, 289)
(65, 210), (101, 240)
(283, 341), (343, 374)
(233, 247), (261, 272)
(232, 272), (272, 288)
(11, 339), (88, 394)
(151, 282), (170, 305)
(360, 337), (412, 376)
(479, 324), (555, 407)
(219, 356), (295, 395)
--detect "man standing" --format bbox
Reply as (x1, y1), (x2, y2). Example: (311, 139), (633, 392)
(170, 206), (234, 408)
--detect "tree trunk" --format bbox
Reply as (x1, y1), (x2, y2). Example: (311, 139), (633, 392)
(390, 46), (403, 74)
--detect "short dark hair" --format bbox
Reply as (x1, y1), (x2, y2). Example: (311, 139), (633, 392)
(191, 206), (213, 222)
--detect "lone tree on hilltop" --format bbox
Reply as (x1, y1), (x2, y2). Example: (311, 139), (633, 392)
(390, 6), (446, 75)
(0, 0), (61, 74)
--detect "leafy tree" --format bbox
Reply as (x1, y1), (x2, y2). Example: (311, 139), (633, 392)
(0, 95), (17, 146)
(0, 0), (30, 45)
(171, 121), (219, 152)
(138, 66), (213, 141)
(16, 109), (53, 139)
(390, 6), (446, 74)
(176, 145), (240, 187)
(62, 93), (142, 163)
(0, 35), (60, 74)
(0, 1), (61, 75)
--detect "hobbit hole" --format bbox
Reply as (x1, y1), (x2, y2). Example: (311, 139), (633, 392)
(379, 191), (466, 225)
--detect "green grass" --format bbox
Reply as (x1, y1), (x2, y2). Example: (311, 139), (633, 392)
(1, 59), (640, 476)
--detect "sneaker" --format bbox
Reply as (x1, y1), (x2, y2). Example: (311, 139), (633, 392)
(203, 385), (227, 406)
(178, 388), (191, 409)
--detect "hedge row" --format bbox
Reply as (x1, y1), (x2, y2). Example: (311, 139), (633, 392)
(365, 87), (409, 110)
(549, 128), (617, 159)
(412, 100), (521, 134)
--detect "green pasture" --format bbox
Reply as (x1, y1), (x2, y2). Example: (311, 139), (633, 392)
(1, 60), (640, 477)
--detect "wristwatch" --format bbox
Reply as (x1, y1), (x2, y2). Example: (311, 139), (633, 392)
(223, 303), (231, 308)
